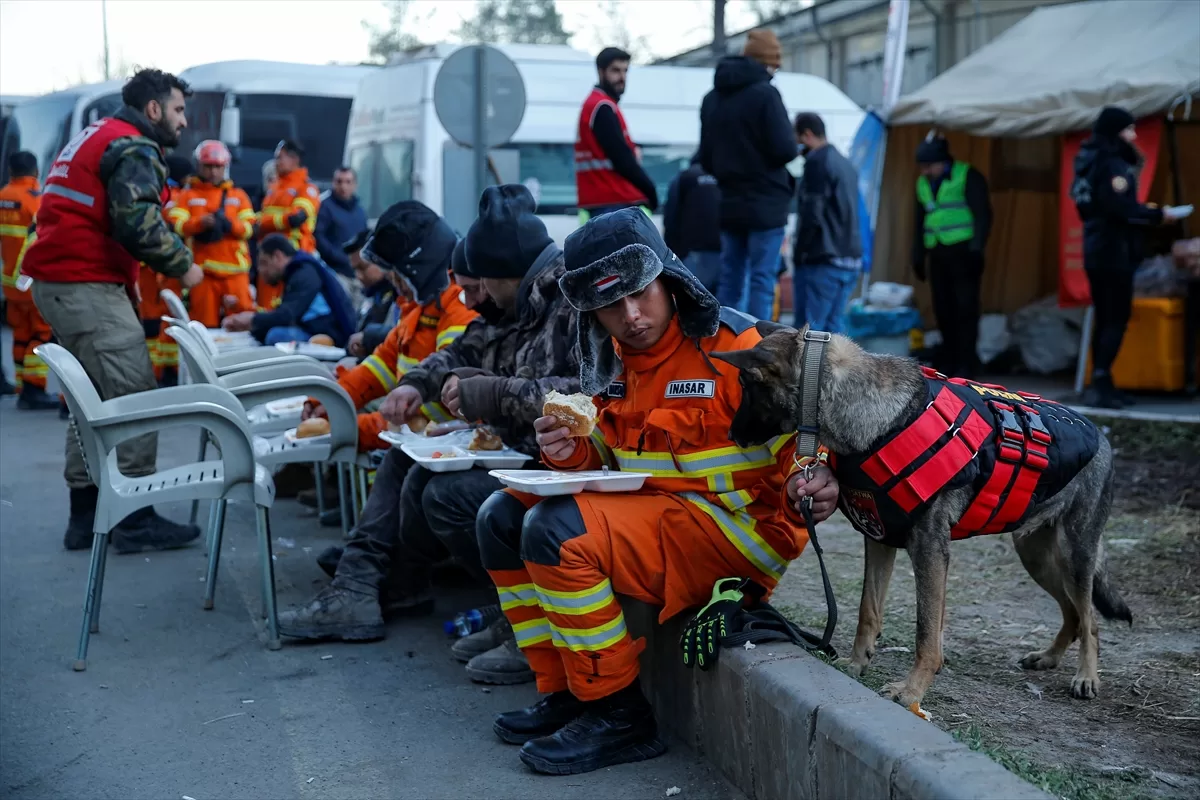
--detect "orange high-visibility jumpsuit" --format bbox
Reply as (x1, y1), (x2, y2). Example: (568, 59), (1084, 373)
(477, 315), (808, 701)
(139, 184), (185, 380)
(167, 176), (256, 327)
(256, 167), (320, 311)
(323, 282), (477, 451)
(0, 177), (48, 391)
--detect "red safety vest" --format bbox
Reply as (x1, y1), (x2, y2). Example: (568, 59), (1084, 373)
(830, 368), (1100, 549)
(20, 116), (167, 289)
(575, 88), (648, 210)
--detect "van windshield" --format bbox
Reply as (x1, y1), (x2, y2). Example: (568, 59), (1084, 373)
(233, 94), (354, 196)
(500, 142), (694, 214)
(8, 94), (77, 180)
(348, 140), (414, 221)
(176, 90), (225, 160)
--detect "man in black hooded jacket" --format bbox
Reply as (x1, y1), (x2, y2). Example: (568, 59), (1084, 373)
(1071, 106), (1179, 408)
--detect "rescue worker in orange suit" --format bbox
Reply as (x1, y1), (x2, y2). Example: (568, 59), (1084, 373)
(0, 150), (57, 409)
(256, 139), (319, 312)
(575, 47), (658, 223)
(474, 208), (839, 774)
(167, 140), (255, 328)
(138, 153), (192, 385)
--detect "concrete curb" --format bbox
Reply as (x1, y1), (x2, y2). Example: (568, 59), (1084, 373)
(623, 601), (1052, 800)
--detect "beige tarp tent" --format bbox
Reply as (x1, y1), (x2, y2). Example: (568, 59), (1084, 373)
(873, 0), (1200, 318)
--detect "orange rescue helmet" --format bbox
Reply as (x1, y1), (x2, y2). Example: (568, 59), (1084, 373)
(195, 140), (231, 167)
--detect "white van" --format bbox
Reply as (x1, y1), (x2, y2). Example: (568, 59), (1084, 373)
(178, 61), (376, 198)
(1, 80), (124, 182)
(344, 43), (864, 242)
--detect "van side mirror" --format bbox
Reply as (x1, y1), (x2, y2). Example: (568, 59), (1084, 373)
(219, 106), (241, 147)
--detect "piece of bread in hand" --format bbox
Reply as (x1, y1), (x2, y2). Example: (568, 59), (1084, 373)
(407, 415), (430, 434)
(309, 334), (335, 346)
(296, 418), (330, 438)
(543, 390), (597, 438)
(468, 427), (504, 451)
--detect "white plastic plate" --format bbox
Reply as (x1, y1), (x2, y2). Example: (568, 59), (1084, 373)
(283, 427), (331, 446)
(265, 396), (308, 416)
(274, 342), (347, 361)
(472, 449), (532, 469)
(487, 469), (651, 496)
(401, 443), (476, 472)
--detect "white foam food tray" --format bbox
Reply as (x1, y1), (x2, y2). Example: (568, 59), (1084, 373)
(401, 443), (477, 472)
(487, 470), (650, 497)
(274, 342), (347, 361)
(471, 449), (532, 469)
(283, 427), (331, 446)
(265, 396), (308, 416)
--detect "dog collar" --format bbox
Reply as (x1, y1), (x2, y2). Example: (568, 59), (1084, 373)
(795, 329), (831, 463)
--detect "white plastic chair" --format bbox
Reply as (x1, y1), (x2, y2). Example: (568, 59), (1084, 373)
(159, 288), (189, 323)
(167, 325), (362, 538)
(37, 343), (279, 671)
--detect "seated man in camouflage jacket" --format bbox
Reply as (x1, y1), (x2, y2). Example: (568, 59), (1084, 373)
(279, 186), (581, 687)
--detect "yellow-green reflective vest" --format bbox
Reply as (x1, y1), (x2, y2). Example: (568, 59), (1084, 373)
(916, 161), (974, 249)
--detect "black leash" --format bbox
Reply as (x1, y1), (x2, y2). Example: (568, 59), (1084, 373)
(720, 502), (838, 658)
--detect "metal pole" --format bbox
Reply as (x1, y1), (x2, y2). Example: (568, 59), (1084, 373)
(712, 0), (726, 64)
(102, 0), (111, 81)
(472, 47), (488, 207)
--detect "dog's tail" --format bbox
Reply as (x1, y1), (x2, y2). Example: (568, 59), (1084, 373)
(1092, 562), (1133, 625)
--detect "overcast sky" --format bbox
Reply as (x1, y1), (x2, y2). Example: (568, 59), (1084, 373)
(0, 0), (771, 96)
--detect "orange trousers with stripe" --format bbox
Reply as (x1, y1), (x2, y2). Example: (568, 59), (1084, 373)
(476, 488), (774, 701)
(137, 269), (182, 380)
(189, 272), (254, 328)
(5, 296), (53, 390)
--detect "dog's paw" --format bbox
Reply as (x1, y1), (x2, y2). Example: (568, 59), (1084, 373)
(837, 657), (868, 678)
(1019, 649), (1061, 671)
(1070, 673), (1100, 699)
(880, 680), (924, 708)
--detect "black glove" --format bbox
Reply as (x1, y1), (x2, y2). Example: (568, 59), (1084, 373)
(681, 577), (748, 671)
(212, 210), (233, 238)
(192, 217), (224, 244)
(287, 209), (308, 229)
(912, 258), (927, 283)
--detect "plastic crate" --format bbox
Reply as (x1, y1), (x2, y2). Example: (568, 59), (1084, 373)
(1087, 297), (1186, 391)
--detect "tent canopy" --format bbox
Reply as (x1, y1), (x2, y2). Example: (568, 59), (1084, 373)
(889, 0), (1200, 138)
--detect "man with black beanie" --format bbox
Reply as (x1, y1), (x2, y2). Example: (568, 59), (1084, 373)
(912, 133), (992, 378)
(1071, 106), (1180, 408)
(279, 187), (583, 690)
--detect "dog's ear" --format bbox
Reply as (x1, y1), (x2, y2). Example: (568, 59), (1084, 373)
(711, 347), (774, 373)
(755, 320), (795, 339)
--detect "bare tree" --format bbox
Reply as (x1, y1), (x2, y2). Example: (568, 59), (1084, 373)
(363, 0), (427, 63)
(598, 1), (652, 62)
(457, 0), (571, 45)
(746, 0), (808, 24)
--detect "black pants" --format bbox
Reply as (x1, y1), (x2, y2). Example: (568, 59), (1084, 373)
(928, 248), (983, 377)
(1084, 267), (1134, 377)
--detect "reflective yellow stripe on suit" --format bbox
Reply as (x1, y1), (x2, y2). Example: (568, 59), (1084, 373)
(681, 491), (789, 580)
(613, 434), (793, 479)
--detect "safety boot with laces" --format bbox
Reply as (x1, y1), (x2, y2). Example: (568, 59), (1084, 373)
(519, 683), (666, 775)
(451, 610), (508, 663)
(466, 637), (535, 685)
(277, 584), (385, 641)
(493, 691), (587, 745)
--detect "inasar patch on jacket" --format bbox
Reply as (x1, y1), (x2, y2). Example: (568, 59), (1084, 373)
(664, 379), (715, 398)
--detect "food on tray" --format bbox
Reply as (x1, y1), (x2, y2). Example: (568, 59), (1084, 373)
(296, 418), (330, 438)
(309, 334), (335, 346)
(430, 451), (449, 459)
(543, 390), (597, 437)
(426, 420), (468, 437)
(468, 427), (504, 451)
(407, 415), (430, 434)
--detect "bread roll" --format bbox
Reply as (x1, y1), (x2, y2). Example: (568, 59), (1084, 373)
(309, 334), (335, 346)
(543, 391), (597, 438)
(296, 418), (330, 438)
(407, 415), (430, 434)
(468, 427), (504, 451)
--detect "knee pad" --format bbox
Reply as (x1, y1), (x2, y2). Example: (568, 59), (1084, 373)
(476, 491), (528, 570)
(519, 497), (586, 567)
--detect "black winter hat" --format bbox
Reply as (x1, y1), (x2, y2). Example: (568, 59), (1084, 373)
(1094, 106), (1136, 138)
(165, 154), (192, 185)
(361, 201), (454, 303)
(450, 237), (473, 278)
(464, 185), (553, 280)
(915, 134), (951, 164)
(342, 228), (371, 255)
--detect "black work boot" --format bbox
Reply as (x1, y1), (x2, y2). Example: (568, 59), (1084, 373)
(272, 463), (316, 499)
(319, 509), (343, 528)
(316, 545), (343, 578)
(277, 584), (385, 641)
(380, 577), (434, 619)
(110, 508), (201, 554)
(63, 486), (99, 551)
(17, 385), (59, 410)
(519, 684), (666, 775)
(467, 637), (535, 685)
(494, 691), (587, 745)
(1084, 373), (1122, 409)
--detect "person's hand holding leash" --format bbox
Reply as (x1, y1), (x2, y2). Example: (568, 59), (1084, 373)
(787, 465), (839, 523)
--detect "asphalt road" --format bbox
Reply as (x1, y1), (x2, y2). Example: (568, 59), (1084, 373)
(0, 400), (740, 800)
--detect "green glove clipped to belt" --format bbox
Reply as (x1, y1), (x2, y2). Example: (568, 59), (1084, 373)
(681, 577), (748, 670)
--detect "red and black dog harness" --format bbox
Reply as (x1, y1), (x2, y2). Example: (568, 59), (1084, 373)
(830, 369), (1100, 549)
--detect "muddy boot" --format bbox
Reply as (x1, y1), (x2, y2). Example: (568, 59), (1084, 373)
(17, 385), (60, 410)
(451, 610), (509, 663)
(110, 508), (201, 554)
(277, 584), (384, 641)
(1084, 373), (1122, 409)
(63, 486), (99, 551)
(316, 545), (343, 578)
(494, 691), (587, 745)
(519, 684), (666, 775)
(466, 637), (535, 685)
(319, 509), (343, 527)
(272, 463), (316, 499)
(381, 574), (435, 619)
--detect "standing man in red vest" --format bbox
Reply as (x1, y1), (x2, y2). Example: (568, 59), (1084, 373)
(21, 68), (205, 554)
(574, 47), (659, 224)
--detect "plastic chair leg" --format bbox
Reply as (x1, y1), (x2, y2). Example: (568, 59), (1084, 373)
(203, 499), (228, 610)
(349, 468), (360, 527)
(256, 506), (281, 650)
(74, 530), (110, 671)
(357, 467), (369, 515)
(89, 531), (110, 635)
(338, 463), (352, 539)
(314, 464), (327, 515)
(189, 432), (207, 525)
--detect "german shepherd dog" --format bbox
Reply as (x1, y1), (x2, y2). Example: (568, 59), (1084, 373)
(713, 322), (1132, 707)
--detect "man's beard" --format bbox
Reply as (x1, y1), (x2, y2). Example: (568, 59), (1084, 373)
(601, 79), (625, 99)
(157, 119), (181, 148)
(475, 297), (508, 325)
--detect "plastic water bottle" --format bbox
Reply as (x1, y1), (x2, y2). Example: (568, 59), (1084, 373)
(443, 604), (502, 638)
